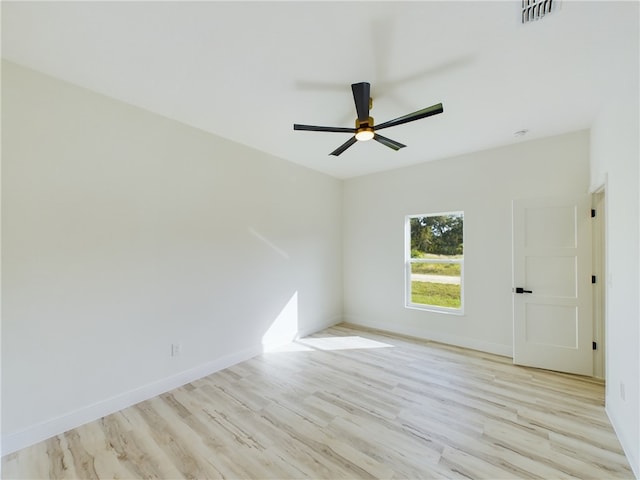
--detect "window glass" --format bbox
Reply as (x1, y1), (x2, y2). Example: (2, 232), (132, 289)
(406, 213), (463, 312)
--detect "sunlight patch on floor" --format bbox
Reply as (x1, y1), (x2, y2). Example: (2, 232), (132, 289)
(266, 335), (394, 353)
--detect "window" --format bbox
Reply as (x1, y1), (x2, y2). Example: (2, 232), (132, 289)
(405, 212), (464, 313)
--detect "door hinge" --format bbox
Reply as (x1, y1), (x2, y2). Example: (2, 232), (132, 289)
(592, 341), (597, 350)
(592, 275), (597, 284)
(591, 208), (596, 218)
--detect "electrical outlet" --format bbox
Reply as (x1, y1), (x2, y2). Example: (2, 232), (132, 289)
(620, 382), (626, 401)
(171, 343), (182, 357)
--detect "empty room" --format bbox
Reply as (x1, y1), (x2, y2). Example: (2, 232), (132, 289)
(2, 1), (639, 478)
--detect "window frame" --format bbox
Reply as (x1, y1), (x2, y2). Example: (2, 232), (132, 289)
(404, 211), (465, 315)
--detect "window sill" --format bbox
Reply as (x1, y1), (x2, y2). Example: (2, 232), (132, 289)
(405, 304), (465, 316)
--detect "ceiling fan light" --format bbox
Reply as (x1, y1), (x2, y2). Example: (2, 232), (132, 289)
(355, 129), (374, 141)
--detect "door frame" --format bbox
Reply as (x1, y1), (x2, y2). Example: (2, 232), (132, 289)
(591, 184), (607, 379)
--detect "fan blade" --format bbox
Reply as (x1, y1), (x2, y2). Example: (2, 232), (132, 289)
(294, 124), (356, 133)
(329, 136), (357, 156)
(351, 82), (371, 121)
(374, 103), (443, 130)
(374, 133), (406, 151)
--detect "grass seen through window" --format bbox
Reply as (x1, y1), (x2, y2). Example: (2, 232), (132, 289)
(410, 281), (461, 308)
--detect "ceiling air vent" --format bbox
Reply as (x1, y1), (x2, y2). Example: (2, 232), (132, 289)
(522, 0), (556, 23)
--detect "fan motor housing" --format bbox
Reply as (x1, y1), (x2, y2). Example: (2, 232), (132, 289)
(356, 116), (374, 129)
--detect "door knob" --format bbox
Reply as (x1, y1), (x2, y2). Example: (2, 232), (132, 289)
(515, 287), (533, 294)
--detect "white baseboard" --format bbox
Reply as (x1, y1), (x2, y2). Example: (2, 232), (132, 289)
(1, 344), (262, 456)
(343, 317), (513, 358)
(296, 317), (343, 339)
(606, 403), (639, 479)
(1, 320), (342, 457)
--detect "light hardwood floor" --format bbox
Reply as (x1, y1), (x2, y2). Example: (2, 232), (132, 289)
(2, 323), (634, 479)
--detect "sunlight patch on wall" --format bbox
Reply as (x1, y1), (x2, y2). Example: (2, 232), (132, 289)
(262, 291), (298, 350)
(248, 227), (290, 259)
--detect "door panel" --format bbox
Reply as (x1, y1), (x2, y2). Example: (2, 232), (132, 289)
(525, 256), (577, 297)
(525, 205), (578, 248)
(513, 196), (592, 376)
(525, 303), (578, 348)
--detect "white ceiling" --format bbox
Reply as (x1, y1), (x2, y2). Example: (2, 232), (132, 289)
(2, 1), (636, 179)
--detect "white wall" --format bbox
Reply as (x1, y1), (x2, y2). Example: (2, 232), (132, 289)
(343, 130), (590, 356)
(591, 99), (640, 478)
(1, 61), (343, 454)
(589, 3), (640, 474)
(589, 4), (639, 473)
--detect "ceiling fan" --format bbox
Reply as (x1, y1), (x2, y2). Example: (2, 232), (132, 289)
(293, 82), (443, 156)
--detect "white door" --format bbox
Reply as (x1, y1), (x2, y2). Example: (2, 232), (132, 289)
(512, 196), (593, 376)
